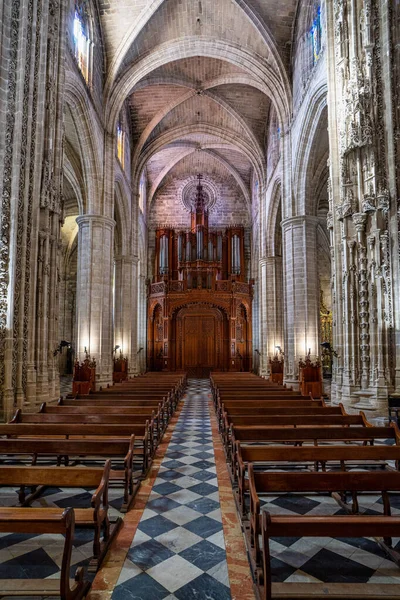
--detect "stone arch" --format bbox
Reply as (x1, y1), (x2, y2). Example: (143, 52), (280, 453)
(63, 153), (85, 215)
(114, 177), (130, 256)
(105, 0), (291, 110)
(293, 83), (328, 216)
(133, 123), (265, 191)
(106, 38), (290, 135)
(64, 75), (102, 213)
(265, 179), (282, 257)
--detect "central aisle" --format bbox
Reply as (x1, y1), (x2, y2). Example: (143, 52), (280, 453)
(112, 380), (233, 600)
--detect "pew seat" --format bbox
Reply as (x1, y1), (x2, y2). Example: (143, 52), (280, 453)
(0, 461), (119, 570)
(0, 507), (90, 600)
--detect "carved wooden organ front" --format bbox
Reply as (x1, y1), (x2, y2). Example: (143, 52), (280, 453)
(148, 176), (253, 375)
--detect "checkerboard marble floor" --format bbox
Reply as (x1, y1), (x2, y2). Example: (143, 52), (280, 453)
(257, 491), (400, 586)
(112, 379), (231, 600)
(1, 379), (400, 598)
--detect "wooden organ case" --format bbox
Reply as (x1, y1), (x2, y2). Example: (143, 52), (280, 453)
(148, 176), (253, 376)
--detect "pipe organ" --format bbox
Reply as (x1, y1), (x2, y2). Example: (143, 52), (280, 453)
(148, 176), (252, 376)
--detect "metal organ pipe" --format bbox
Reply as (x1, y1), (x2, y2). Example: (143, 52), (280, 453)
(217, 234), (222, 261)
(232, 234), (241, 275)
(159, 234), (169, 275)
(197, 227), (204, 260)
(178, 233), (183, 262)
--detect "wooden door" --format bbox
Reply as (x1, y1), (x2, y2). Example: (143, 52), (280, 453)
(184, 315), (215, 369)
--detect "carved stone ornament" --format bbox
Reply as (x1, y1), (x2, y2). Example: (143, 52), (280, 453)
(377, 188), (390, 212)
(327, 211), (334, 229)
(362, 191), (376, 213)
(352, 212), (368, 232)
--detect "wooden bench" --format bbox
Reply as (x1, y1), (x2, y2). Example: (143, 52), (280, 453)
(0, 507), (90, 600)
(222, 412), (369, 466)
(229, 425), (400, 475)
(252, 470), (400, 600)
(248, 467), (400, 566)
(0, 422), (152, 477)
(0, 436), (138, 512)
(11, 409), (161, 450)
(216, 399), (325, 428)
(0, 460), (118, 570)
(236, 443), (400, 516)
(59, 396), (174, 421)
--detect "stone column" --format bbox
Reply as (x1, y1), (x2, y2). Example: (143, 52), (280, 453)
(265, 255), (284, 361)
(76, 215), (115, 388)
(138, 272), (147, 373)
(114, 254), (134, 374)
(258, 258), (268, 376)
(282, 215), (320, 389)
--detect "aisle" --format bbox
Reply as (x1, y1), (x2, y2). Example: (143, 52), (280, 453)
(112, 380), (232, 600)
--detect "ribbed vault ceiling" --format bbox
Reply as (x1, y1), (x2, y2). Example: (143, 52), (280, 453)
(97, 0), (298, 216)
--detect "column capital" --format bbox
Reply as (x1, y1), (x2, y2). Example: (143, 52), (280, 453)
(76, 214), (116, 230)
(259, 257), (268, 267)
(114, 254), (135, 264)
(281, 215), (320, 230)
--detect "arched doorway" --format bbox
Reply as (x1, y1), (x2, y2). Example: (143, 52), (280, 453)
(173, 304), (229, 378)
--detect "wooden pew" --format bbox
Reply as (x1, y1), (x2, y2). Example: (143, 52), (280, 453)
(216, 399), (325, 427)
(59, 396), (174, 422)
(0, 436), (138, 512)
(0, 461), (118, 570)
(0, 423), (152, 477)
(221, 412), (369, 462)
(230, 425), (400, 476)
(236, 443), (400, 516)
(248, 466), (400, 568)
(41, 402), (166, 441)
(250, 469), (400, 600)
(0, 507), (90, 600)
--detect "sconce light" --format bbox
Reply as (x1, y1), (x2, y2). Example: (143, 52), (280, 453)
(113, 345), (120, 354)
(320, 341), (339, 357)
(254, 349), (261, 356)
(275, 345), (284, 356)
(137, 347), (144, 354)
(53, 340), (72, 357)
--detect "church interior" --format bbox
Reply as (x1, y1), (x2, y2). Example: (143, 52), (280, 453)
(1, 0), (400, 598)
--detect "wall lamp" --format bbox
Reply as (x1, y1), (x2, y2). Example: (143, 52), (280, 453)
(53, 340), (72, 357)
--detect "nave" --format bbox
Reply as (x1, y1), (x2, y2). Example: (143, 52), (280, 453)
(1, 379), (400, 600)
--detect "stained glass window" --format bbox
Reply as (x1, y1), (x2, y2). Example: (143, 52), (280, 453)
(310, 5), (322, 64)
(117, 122), (125, 167)
(73, 3), (90, 83)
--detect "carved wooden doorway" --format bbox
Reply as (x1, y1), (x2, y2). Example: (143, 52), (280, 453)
(174, 305), (227, 377)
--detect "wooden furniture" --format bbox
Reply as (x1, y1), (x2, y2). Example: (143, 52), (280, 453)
(0, 422), (152, 477)
(148, 177), (252, 375)
(389, 394), (400, 423)
(0, 436), (138, 512)
(222, 412), (369, 457)
(113, 356), (128, 383)
(253, 470), (400, 600)
(0, 461), (117, 570)
(236, 443), (400, 515)
(268, 355), (283, 384)
(298, 355), (323, 397)
(0, 507), (90, 600)
(72, 356), (96, 395)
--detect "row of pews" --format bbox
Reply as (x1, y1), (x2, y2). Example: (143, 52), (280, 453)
(211, 372), (400, 600)
(0, 372), (186, 600)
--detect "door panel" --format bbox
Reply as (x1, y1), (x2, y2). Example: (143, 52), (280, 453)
(183, 315), (215, 368)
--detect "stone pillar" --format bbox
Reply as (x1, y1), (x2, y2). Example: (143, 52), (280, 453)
(282, 215), (320, 389)
(138, 272), (147, 373)
(76, 215), (115, 388)
(265, 255), (284, 361)
(258, 258), (268, 375)
(114, 254), (135, 375)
